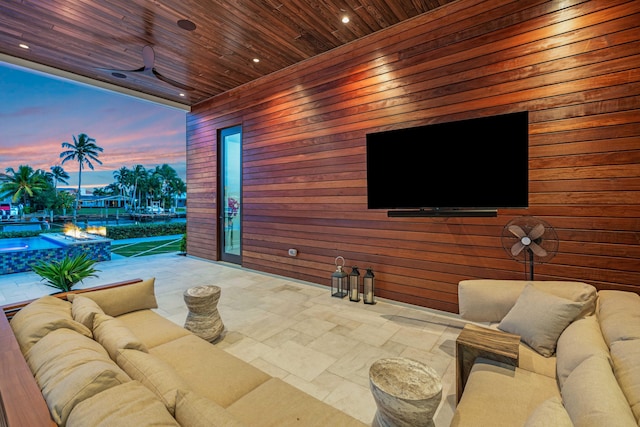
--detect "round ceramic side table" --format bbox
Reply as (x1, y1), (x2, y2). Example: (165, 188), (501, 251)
(183, 285), (224, 342)
(369, 357), (442, 427)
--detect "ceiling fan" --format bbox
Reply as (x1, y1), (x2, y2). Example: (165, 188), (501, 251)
(99, 45), (194, 91)
(501, 216), (559, 280)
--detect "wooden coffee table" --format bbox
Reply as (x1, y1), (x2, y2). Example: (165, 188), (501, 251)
(456, 324), (520, 402)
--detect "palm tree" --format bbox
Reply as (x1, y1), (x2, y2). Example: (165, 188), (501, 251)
(49, 165), (70, 192)
(60, 133), (103, 219)
(0, 165), (48, 210)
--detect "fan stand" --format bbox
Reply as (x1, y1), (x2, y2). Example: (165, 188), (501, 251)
(526, 248), (535, 281)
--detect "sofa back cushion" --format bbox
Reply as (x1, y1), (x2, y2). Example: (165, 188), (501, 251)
(66, 380), (179, 427)
(597, 290), (640, 346)
(68, 277), (158, 317)
(524, 397), (574, 427)
(458, 280), (596, 323)
(24, 328), (131, 426)
(556, 315), (611, 388)
(10, 295), (92, 354)
(561, 355), (636, 427)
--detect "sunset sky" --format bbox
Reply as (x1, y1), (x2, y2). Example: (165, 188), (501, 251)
(0, 61), (187, 191)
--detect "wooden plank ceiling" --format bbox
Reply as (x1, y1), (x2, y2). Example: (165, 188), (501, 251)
(0, 0), (455, 108)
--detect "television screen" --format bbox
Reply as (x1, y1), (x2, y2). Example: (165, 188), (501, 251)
(366, 111), (529, 212)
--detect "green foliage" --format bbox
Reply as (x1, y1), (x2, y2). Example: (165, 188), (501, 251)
(179, 233), (187, 253)
(105, 222), (186, 240)
(31, 253), (100, 292)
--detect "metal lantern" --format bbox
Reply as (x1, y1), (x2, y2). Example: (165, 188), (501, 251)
(349, 266), (361, 302)
(331, 256), (348, 298)
(363, 267), (376, 304)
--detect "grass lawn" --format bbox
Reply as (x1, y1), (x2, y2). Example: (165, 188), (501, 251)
(111, 238), (182, 257)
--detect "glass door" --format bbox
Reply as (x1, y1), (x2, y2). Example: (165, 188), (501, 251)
(219, 125), (242, 264)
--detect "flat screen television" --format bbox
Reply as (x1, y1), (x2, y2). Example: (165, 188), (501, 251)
(366, 111), (528, 216)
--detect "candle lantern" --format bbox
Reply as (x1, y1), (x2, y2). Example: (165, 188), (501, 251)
(363, 267), (376, 304)
(331, 256), (348, 298)
(349, 266), (361, 302)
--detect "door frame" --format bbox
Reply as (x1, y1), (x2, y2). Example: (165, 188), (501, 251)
(218, 125), (242, 264)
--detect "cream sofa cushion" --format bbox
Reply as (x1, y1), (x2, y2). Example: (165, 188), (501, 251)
(499, 285), (584, 357)
(92, 313), (148, 360)
(227, 377), (377, 426)
(610, 339), (640, 423)
(66, 380), (179, 427)
(562, 355), (636, 427)
(68, 278), (158, 317)
(24, 328), (131, 426)
(116, 348), (188, 415)
(114, 308), (191, 349)
(450, 358), (560, 427)
(150, 334), (271, 408)
(175, 390), (248, 427)
(524, 397), (573, 427)
(556, 315), (611, 388)
(10, 295), (92, 353)
(71, 294), (105, 329)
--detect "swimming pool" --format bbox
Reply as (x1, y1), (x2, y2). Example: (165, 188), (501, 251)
(0, 234), (111, 275)
(0, 237), (64, 251)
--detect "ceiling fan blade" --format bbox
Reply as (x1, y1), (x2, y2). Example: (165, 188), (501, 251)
(508, 224), (526, 238)
(152, 69), (195, 91)
(511, 241), (525, 256)
(529, 242), (548, 257)
(142, 45), (155, 70)
(528, 223), (545, 240)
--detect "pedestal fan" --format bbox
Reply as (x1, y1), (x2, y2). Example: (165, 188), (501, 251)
(501, 216), (559, 280)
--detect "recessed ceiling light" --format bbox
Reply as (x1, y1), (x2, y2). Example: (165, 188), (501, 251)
(179, 93), (185, 97)
(177, 19), (197, 31)
(111, 72), (127, 79)
(341, 16), (350, 24)
(19, 43), (29, 49)
(253, 58), (260, 63)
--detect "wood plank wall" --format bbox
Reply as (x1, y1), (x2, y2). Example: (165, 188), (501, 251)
(187, 0), (640, 313)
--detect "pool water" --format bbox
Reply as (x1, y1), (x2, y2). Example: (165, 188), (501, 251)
(0, 237), (64, 251)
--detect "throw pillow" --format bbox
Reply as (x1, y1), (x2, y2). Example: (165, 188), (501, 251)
(68, 277), (158, 317)
(92, 313), (148, 360)
(116, 348), (187, 415)
(498, 284), (584, 357)
(524, 397), (573, 427)
(71, 294), (105, 329)
(10, 295), (92, 353)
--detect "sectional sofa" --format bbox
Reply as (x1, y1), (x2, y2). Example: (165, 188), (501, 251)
(0, 278), (367, 427)
(451, 279), (640, 427)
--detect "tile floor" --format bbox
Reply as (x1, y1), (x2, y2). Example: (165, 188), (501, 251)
(0, 252), (468, 426)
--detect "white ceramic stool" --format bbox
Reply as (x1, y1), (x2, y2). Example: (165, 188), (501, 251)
(369, 357), (442, 427)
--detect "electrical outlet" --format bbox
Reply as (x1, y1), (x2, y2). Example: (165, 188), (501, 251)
(288, 248), (298, 257)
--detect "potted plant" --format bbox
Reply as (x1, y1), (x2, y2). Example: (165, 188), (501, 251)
(31, 253), (100, 292)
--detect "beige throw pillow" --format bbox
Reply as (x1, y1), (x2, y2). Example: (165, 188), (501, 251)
(69, 278), (158, 317)
(71, 294), (105, 329)
(92, 313), (148, 360)
(116, 348), (187, 415)
(498, 284), (584, 357)
(10, 295), (92, 353)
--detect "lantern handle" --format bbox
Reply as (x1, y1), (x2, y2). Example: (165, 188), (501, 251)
(334, 256), (345, 268)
